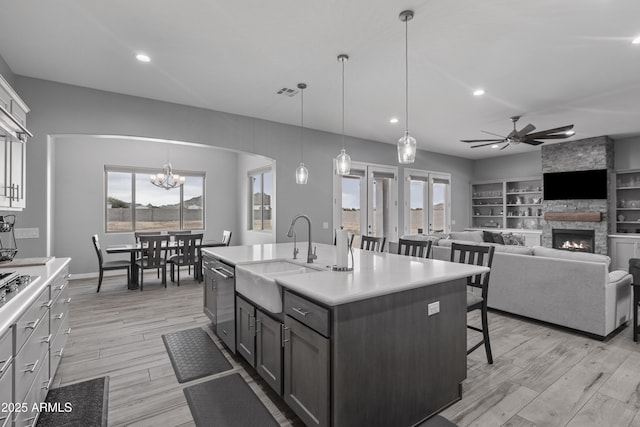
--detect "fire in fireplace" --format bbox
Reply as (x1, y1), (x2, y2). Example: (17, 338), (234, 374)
(552, 229), (595, 253)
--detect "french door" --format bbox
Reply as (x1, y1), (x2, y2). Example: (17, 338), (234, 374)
(333, 161), (398, 248)
(403, 168), (451, 235)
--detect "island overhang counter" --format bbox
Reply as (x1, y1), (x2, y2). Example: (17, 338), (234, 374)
(201, 243), (488, 427)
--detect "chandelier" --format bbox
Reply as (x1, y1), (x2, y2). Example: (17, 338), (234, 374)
(149, 162), (185, 190)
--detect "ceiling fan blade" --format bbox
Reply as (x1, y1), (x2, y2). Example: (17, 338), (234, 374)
(499, 143), (511, 151)
(524, 134), (570, 140)
(525, 125), (574, 139)
(522, 140), (545, 146)
(471, 141), (504, 148)
(515, 123), (536, 138)
(480, 130), (507, 138)
(461, 139), (505, 143)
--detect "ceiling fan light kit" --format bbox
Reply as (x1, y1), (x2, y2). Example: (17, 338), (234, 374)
(295, 83), (309, 184)
(461, 115), (575, 151)
(397, 9), (417, 164)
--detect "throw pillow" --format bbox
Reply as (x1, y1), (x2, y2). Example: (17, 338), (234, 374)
(483, 231), (496, 243)
(502, 233), (524, 246)
(493, 233), (505, 245)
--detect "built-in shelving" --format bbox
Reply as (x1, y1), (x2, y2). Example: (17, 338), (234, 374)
(613, 169), (640, 234)
(471, 177), (543, 230)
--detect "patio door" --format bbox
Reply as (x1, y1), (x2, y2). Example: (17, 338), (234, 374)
(334, 161), (398, 248)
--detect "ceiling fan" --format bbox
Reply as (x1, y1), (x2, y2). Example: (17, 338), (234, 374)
(461, 116), (575, 150)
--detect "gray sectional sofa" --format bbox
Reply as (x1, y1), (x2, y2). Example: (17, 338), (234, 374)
(408, 231), (632, 338)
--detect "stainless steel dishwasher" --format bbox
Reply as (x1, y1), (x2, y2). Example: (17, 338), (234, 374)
(207, 258), (236, 353)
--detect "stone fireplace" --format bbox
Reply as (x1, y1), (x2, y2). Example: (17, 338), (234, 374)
(541, 136), (613, 255)
(552, 229), (595, 253)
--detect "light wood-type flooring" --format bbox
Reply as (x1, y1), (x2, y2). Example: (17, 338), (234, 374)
(56, 272), (640, 427)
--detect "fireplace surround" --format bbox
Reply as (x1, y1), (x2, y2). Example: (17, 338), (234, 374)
(552, 229), (595, 253)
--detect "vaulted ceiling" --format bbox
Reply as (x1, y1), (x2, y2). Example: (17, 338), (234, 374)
(1, 0), (639, 159)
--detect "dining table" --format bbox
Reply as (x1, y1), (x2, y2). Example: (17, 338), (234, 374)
(106, 240), (228, 289)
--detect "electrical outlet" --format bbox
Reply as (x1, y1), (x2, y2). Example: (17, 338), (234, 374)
(322, 222), (329, 229)
(15, 228), (39, 239)
(427, 301), (440, 316)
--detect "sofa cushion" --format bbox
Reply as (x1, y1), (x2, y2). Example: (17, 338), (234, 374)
(532, 246), (611, 267)
(400, 234), (442, 245)
(448, 230), (484, 243)
(493, 245), (533, 255)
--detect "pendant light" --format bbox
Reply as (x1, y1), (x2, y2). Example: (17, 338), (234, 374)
(295, 83), (309, 184)
(335, 54), (352, 176)
(397, 10), (417, 164)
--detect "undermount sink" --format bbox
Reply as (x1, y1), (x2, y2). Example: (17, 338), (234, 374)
(235, 260), (322, 313)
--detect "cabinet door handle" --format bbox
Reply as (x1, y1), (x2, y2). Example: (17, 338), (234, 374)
(292, 307), (309, 317)
(23, 359), (39, 373)
(55, 282), (67, 292)
(41, 300), (53, 308)
(25, 317), (40, 330)
(54, 312), (65, 320)
(65, 273), (71, 279)
(41, 334), (53, 344)
(56, 347), (64, 358)
(42, 377), (53, 391)
(247, 313), (255, 330)
(0, 355), (13, 375)
(255, 319), (261, 334)
(65, 327), (72, 335)
(64, 298), (72, 304)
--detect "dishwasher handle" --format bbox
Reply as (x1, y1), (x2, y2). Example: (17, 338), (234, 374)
(212, 266), (234, 279)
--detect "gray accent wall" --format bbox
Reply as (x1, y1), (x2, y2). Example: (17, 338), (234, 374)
(6, 76), (474, 263)
(614, 136), (640, 171)
(0, 54), (14, 87)
(53, 136), (240, 274)
(472, 151), (542, 181)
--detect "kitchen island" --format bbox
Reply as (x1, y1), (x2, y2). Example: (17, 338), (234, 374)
(202, 243), (487, 427)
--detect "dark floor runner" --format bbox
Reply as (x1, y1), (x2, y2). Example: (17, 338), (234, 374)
(162, 327), (232, 383)
(184, 373), (279, 427)
(36, 376), (109, 427)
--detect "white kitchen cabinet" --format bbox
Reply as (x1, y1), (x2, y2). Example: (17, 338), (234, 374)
(0, 74), (30, 210)
(609, 236), (640, 271)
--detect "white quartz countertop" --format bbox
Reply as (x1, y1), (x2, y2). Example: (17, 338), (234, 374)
(0, 257), (71, 335)
(203, 243), (488, 306)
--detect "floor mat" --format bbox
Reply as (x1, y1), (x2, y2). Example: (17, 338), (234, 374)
(36, 376), (109, 427)
(184, 373), (279, 427)
(162, 327), (232, 383)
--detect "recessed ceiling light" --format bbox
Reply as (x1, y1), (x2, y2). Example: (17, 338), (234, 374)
(491, 144), (499, 149)
(389, 118), (399, 124)
(136, 53), (151, 63)
(473, 89), (485, 96)
(632, 36), (640, 44)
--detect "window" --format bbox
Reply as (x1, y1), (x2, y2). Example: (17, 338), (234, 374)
(404, 169), (451, 235)
(249, 168), (272, 231)
(105, 167), (205, 232)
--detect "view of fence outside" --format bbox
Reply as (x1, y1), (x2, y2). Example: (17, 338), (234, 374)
(340, 204), (444, 238)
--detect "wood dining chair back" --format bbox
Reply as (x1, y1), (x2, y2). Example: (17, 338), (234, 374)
(92, 234), (130, 292)
(397, 238), (432, 258)
(222, 230), (232, 246)
(450, 242), (495, 364)
(168, 234), (203, 286)
(360, 235), (386, 252)
(135, 234), (170, 291)
(134, 231), (162, 242)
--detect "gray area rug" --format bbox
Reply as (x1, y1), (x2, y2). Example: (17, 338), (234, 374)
(36, 376), (109, 427)
(184, 373), (279, 427)
(162, 327), (232, 383)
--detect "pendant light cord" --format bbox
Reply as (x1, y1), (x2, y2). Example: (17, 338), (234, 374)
(341, 59), (345, 149)
(300, 87), (304, 163)
(405, 16), (409, 133)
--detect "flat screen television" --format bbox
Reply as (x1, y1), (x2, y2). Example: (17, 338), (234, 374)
(543, 169), (608, 200)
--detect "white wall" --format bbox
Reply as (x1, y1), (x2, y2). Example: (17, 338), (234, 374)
(236, 153), (275, 245)
(8, 76), (475, 261)
(52, 136), (239, 274)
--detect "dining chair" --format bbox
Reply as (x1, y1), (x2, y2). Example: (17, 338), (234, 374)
(135, 235), (170, 291)
(397, 238), (432, 258)
(168, 230), (193, 272)
(167, 234), (203, 286)
(135, 231), (162, 278)
(450, 242), (496, 364)
(360, 235), (386, 252)
(222, 230), (232, 246)
(92, 235), (130, 292)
